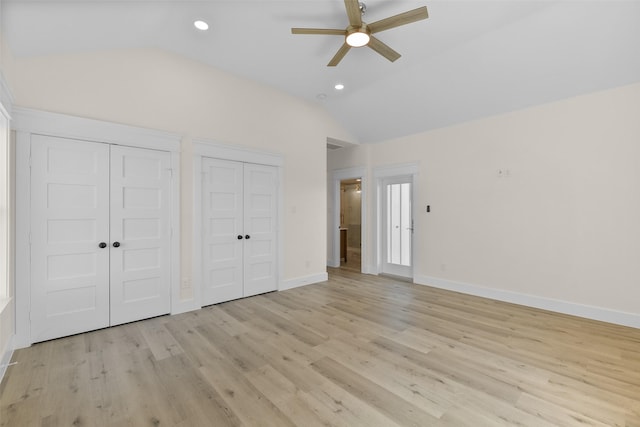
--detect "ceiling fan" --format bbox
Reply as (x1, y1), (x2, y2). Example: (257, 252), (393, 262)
(291, 0), (429, 66)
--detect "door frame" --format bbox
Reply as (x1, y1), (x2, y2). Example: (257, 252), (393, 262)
(372, 162), (419, 278)
(329, 167), (368, 272)
(191, 139), (284, 309)
(13, 108), (181, 348)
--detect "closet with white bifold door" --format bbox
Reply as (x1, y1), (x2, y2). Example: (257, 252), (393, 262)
(14, 108), (181, 346)
(201, 156), (279, 306)
(29, 135), (171, 342)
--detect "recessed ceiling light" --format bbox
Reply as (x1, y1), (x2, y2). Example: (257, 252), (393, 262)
(334, 84), (344, 90)
(194, 20), (209, 31)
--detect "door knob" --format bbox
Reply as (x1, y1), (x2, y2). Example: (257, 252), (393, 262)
(98, 242), (107, 249)
(245, 235), (251, 240)
(237, 235), (243, 240)
(112, 241), (121, 248)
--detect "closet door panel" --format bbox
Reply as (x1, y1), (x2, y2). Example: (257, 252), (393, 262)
(202, 158), (244, 305)
(109, 146), (172, 325)
(243, 164), (278, 297)
(30, 135), (110, 342)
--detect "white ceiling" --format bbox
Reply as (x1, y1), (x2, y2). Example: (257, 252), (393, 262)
(2, 0), (640, 143)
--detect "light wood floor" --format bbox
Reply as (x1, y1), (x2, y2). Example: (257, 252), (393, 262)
(340, 247), (361, 272)
(2, 269), (640, 426)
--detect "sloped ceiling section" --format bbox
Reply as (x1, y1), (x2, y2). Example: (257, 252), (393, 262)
(2, 0), (639, 143)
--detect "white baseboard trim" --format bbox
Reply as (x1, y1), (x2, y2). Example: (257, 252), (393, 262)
(414, 275), (640, 329)
(171, 299), (201, 316)
(0, 335), (15, 386)
(361, 265), (376, 275)
(327, 259), (340, 268)
(280, 272), (328, 291)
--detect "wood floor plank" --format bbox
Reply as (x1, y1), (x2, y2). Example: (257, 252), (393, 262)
(153, 353), (243, 426)
(2, 268), (640, 426)
(194, 322), (268, 373)
(198, 304), (252, 337)
(138, 316), (184, 361)
(515, 392), (619, 427)
(314, 336), (455, 419)
(199, 361), (297, 427)
(311, 356), (441, 426)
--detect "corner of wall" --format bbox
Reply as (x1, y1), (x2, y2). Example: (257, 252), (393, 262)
(280, 272), (328, 291)
(0, 30), (16, 111)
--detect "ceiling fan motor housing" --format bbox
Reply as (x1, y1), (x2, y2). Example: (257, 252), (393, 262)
(346, 24), (371, 47)
(291, 0), (428, 66)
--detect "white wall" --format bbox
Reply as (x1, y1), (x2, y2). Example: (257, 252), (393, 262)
(329, 82), (640, 326)
(11, 48), (354, 295)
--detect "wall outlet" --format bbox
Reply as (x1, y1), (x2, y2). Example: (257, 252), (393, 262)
(497, 168), (511, 178)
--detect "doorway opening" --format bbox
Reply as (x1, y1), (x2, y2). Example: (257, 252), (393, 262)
(339, 178), (362, 272)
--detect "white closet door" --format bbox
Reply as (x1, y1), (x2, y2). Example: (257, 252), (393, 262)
(243, 164), (278, 297)
(109, 146), (172, 325)
(30, 135), (110, 342)
(202, 158), (244, 305)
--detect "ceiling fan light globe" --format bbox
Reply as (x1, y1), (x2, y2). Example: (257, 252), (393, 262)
(193, 20), (209, 31)
(346, 31), (370, 47)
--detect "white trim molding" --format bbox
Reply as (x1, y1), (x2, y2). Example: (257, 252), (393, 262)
(193, 139), (284, 167)
(280, 272), (328, 291)
(13, 109), (182, 348)
(12, 108), (181, 152)
(415, 275), (640, 329)
(0, 334), (14, 385)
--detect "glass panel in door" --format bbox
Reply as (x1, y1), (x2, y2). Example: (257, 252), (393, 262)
(382, 177), (412, 278)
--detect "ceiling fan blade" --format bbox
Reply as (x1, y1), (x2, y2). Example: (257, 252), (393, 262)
(368, 36), (401, 62)
(291, 28), (346, 35)
(344, 0), (362, 27)
(328, 43), (351, 67)
(368, 6), (428, 34)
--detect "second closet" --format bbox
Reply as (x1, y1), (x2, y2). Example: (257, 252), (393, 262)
(201, 157), (278, 305)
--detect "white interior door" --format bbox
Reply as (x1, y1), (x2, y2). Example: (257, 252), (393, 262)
(202, 158), (244, 305)
(30, 135), (110, 342)
(201, 159), (278, 305)
(31, 137), (173, 341)
(243, 163), (278, 297)
(381, 176), (413, 278)
(109, 146), (172, 325)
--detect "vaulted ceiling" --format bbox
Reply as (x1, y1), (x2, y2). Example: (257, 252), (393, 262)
(3, 0), (639, 143)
